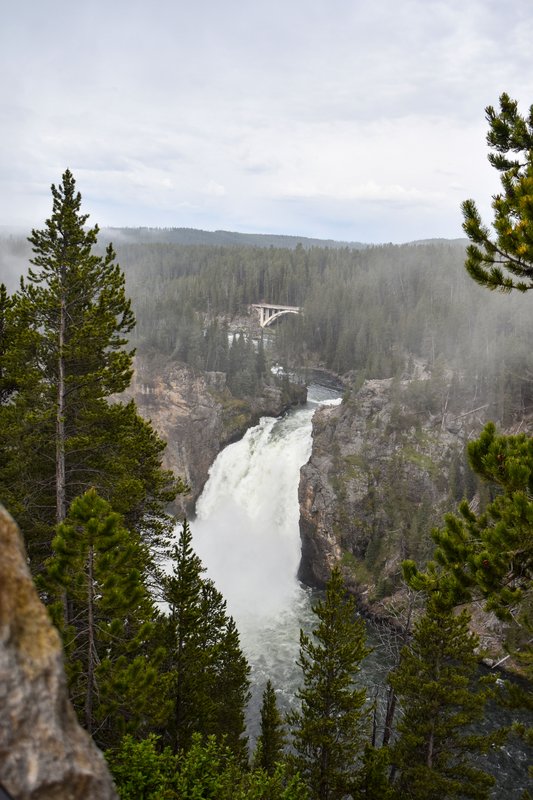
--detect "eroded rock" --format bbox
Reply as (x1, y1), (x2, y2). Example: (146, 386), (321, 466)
(0, 506), (117, 800)
(127, 352), (306, 514)
(298, 375), (474, 601)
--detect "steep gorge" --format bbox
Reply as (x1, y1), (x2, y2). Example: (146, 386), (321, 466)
(125, 351), (514, 661)
(125, 351), (306, 515)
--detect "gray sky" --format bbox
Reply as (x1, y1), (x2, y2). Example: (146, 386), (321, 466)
(1, 0), (532, 243)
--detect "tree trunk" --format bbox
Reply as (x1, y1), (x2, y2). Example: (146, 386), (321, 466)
(57, 285), (68, 626)
(56, 290), (66, 525)
(85, 545), (95, 734)
(382, 688), (397, 747)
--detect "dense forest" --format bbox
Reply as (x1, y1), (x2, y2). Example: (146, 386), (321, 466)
(0, 92), (532, 800)
(3, 224), (533, 427)
(102, 236), (530, 426)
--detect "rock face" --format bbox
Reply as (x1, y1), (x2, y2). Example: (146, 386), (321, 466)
(128, 352), (306, 514)
(0, 506), (117, 800)
(298, 375), (480, 607)
(297, 374), (517, 663)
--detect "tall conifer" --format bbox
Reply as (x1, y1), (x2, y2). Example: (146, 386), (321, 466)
(23, 170), (134, 524)
(288, 566), (370, 800)
(388, 602), (502, 800)
(46, 488), (166, 748)
(161, 521), (250, 758)
(2, 170), (179, 570)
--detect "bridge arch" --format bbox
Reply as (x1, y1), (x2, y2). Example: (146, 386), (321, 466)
(252, 303), (301, 328)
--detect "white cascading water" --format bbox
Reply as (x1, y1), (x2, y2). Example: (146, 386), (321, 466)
(190, 386), (341, 734)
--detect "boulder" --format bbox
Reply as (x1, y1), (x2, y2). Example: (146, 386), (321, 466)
(0, 506), (117, 800)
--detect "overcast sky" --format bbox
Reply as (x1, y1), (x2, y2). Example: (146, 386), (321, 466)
(1, 0), (532, 243)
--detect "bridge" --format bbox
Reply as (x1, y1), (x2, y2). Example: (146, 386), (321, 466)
(251, 303), (301, 328)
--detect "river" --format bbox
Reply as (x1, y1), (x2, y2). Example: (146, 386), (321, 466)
(188, 383), (531, 797)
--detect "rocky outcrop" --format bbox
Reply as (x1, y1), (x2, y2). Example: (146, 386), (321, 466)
(298, 374), (480, 602)
(297, 372), (520, 663)
(0, 506), (117, 800)
(127, 352), (306, 515)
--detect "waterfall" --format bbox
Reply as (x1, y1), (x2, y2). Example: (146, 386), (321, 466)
(191, 387), (341, 735)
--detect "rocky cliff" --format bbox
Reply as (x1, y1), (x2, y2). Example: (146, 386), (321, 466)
(0, 506), (117, 800)
(298, 371), (517, 661)
(127, 352), (306, 515)
(299, 373), (478, 601)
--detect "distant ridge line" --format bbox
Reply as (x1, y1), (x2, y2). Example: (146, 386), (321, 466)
(99, 226), (369, 251)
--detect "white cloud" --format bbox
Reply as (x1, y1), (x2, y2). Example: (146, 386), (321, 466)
(0, 0), (532, 240)
(205, 181), (227, 197)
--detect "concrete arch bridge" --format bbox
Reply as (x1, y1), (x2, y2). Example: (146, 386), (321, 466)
(251, 303), (301, 328)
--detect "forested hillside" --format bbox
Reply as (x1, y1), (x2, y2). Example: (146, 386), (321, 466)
(3, 228), (532, 428)
(102, 236), (532, 427)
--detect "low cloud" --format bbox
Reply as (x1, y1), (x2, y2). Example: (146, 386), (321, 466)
(0, 0), (530, 241)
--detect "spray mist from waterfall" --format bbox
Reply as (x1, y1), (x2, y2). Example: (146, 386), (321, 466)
(188, 390), (341, 731)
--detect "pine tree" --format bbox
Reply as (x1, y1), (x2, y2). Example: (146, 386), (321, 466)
(459, 95), (533, 783)
(404, 422), (533, 782)
(288, 566), (370, 800)
(462, 93), (533, 291)
(2, 170), (180, 572)
(160, 520), (207, 753)
(388, 602), (503, 800)
(23, 169), (135, 525)
(254, 680), (287, 775)
(46, 488), (166, 748)
(198, 596), (250, 763)
(161, 521), (250, 758)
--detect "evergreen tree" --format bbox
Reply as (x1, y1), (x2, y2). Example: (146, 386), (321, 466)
(46, 489), (166, 748)
(197, 594), (250, 763)
(388, 602), (502, 800)
(1, 170), (180, 572)
(404, 422), (533, 779)
(462, 93), (533, 291)
(458, 95), (533, 782)
(160, 519), (206, 754)
(408, 423), (533, 615)
(254, 680), (287, 775)
(288, 566), (370, 800)
(22, 169), (135, 525)
(161, 521), (250, 758)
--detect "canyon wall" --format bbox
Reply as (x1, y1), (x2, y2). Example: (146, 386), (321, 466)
(127, 352), (306, 515)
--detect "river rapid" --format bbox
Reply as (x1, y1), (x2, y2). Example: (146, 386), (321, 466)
(186, 383), (531, 797)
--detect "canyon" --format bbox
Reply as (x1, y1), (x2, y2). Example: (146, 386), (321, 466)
(127, 353), (513, 663)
